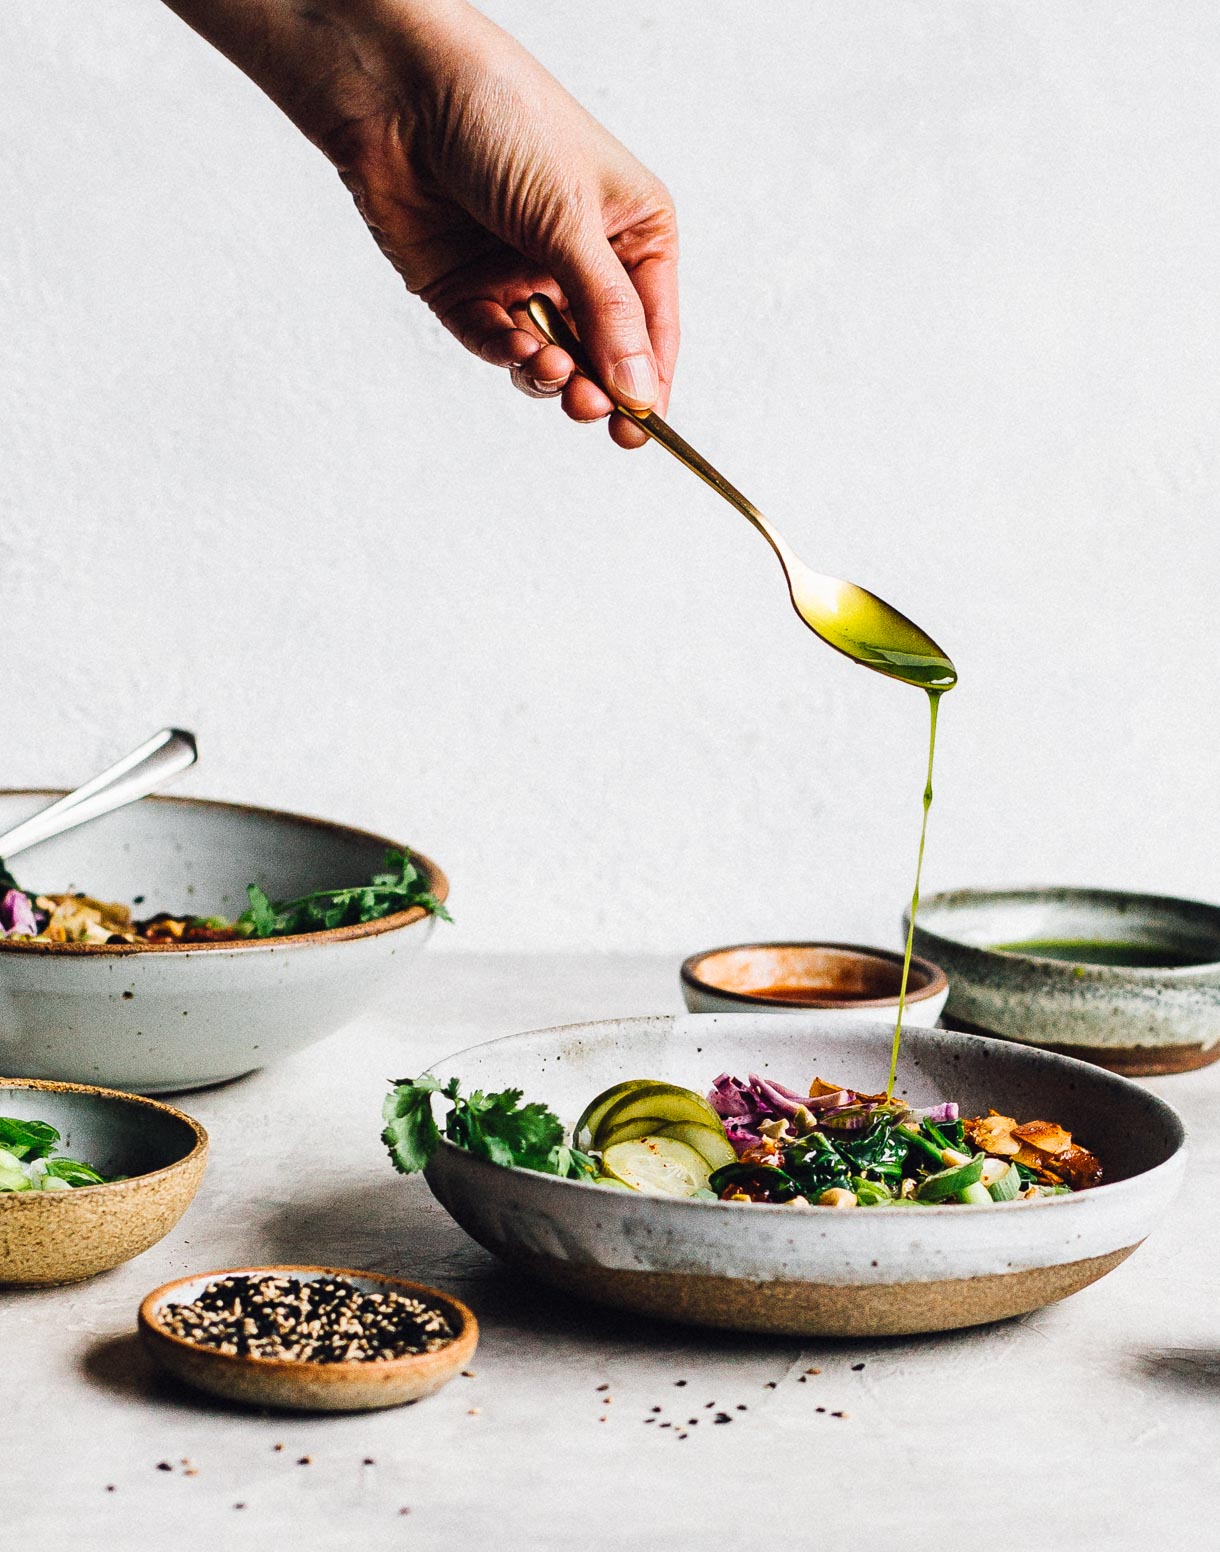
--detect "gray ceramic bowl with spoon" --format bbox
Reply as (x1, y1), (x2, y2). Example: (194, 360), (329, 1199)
(0, 790), (447, 1093)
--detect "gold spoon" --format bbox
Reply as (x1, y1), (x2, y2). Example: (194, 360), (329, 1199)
(526, 294), (956, 691)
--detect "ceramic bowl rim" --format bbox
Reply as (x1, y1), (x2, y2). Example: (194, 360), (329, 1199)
(908, 884), (1220, 978)
(0, 1076), (208, 1196)
(139, 1264), (478, 1379)
(425, 1013), (1187, 1216)
(680, 941), (949, 1009)
(0, 789), (448, 958)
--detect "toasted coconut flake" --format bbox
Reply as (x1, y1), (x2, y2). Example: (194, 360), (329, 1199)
(1012, 1120), (1072, 1155)
(1053, 1144), (1103, 1191)
(963, 1112), (1021, 1156)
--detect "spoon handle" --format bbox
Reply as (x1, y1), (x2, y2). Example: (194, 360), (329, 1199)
(524, 295), (776, 543)
(0, 728), (198, 861)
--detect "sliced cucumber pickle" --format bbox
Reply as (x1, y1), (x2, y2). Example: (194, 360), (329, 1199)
(593, 1117), (736, 1170)
(575, 1079), (658, 1149)
(594, 1083), (722, 1146)
(651, 1121), (736, 1171)
(601, 1136), (713, 1197)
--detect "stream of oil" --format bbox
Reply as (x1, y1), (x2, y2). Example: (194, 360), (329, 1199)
(821, 582), (955, 1098)
(885, 688), (944, 1098)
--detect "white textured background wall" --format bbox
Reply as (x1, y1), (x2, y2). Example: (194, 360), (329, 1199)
(2, 1), (1218, 953)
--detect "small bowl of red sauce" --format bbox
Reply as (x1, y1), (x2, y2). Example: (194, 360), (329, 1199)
(680, 941), (949, 1026)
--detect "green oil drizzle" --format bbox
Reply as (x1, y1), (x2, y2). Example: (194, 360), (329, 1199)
(886, 688), (944, 1099)
(990, 938), (1208, 969)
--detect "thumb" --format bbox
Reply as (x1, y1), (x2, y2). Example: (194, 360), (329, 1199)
(549, 231), (659, 411)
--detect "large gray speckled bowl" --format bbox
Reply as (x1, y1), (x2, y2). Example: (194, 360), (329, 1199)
(422, 1014), (1186, 1338)
(908, 887), (1220, 1075)
(0, 791), (446, 1093)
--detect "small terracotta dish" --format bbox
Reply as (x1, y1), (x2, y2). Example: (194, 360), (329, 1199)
(139, 1265), (478, 1412)
(0, 1077), (207, 1286)
(681, 941), (949, 1026)
(910, 886), (1220, 1075)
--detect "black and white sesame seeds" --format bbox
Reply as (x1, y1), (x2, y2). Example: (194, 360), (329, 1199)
(158, 1275), (456, 1364)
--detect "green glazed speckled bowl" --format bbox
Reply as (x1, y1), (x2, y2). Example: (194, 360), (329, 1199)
(908, 886), (1220, 1075)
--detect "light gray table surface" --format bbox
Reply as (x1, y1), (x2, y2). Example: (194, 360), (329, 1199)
(5, 953), (1217, 1550)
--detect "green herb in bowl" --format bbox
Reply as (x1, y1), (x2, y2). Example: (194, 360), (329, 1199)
(0, 1116), (114, 1193)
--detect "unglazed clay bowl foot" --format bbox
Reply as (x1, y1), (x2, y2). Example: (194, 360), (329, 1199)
(0, 791), (447, 1093)
(681, 941), (948, 1024)
(908, 886), (1220, 1075)
(0, 1078), (207, 1286)
(421, 1014), (1185, 1338)
(139, 1266), (478, 1412)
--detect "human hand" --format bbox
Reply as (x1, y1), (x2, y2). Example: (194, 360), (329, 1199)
(163, 0), (679, 447)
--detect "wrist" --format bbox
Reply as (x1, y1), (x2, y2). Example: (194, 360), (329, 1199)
(162, 0), (482, 149)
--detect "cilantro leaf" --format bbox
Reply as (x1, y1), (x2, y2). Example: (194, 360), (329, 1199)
(238, 848), (451, 938)
(242, 885), (279, 939)
(444, 1087), (564, 1171)
(381, 1075), (443, 1174)
(381, 1076), (592, 1181)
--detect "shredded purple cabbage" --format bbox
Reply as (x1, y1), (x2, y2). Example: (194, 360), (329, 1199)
(911, 1101), (959, 1124)
(1, 889), (38, 938)
(709, 1072), (866, 1156)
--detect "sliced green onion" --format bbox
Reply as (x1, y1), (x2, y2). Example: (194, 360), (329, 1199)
(987, 1162), (1021, 1202)
(916, 1155), (985, 1202)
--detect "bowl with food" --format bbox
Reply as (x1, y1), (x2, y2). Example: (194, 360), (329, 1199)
(383, 1013), (1185, 1337)
(0, 791), (449, 1093)
(680, 940), (949, 1024)
(908, 886), (1220, 1075)
(0, 1077), (207, 1286)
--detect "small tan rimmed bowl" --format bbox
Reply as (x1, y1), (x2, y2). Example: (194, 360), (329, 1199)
(681, 941), (949, 1026)
(139, 1265), (478, 1412)
(0, 1078), (208, 1286)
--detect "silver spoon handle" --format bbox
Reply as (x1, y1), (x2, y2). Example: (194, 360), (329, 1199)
(0, 728), (198, 861)
(524, 294), (778, 546)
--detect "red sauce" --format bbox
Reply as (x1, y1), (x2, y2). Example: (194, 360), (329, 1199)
(742, 984), (891, 1005)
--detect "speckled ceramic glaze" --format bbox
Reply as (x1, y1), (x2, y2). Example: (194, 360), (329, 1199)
(0, 792), (447, 1093)
(910, 887), (1220, 1075)
(681, 941), (949, 1025)
(0, 1078), (207, 1285)
(139, 1265), (478, 1412)
(423, 1014), (1185, 1337)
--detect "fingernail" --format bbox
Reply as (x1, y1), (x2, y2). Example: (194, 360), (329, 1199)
(611, 354), (658, 407)
(536, 375), (567, 389)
